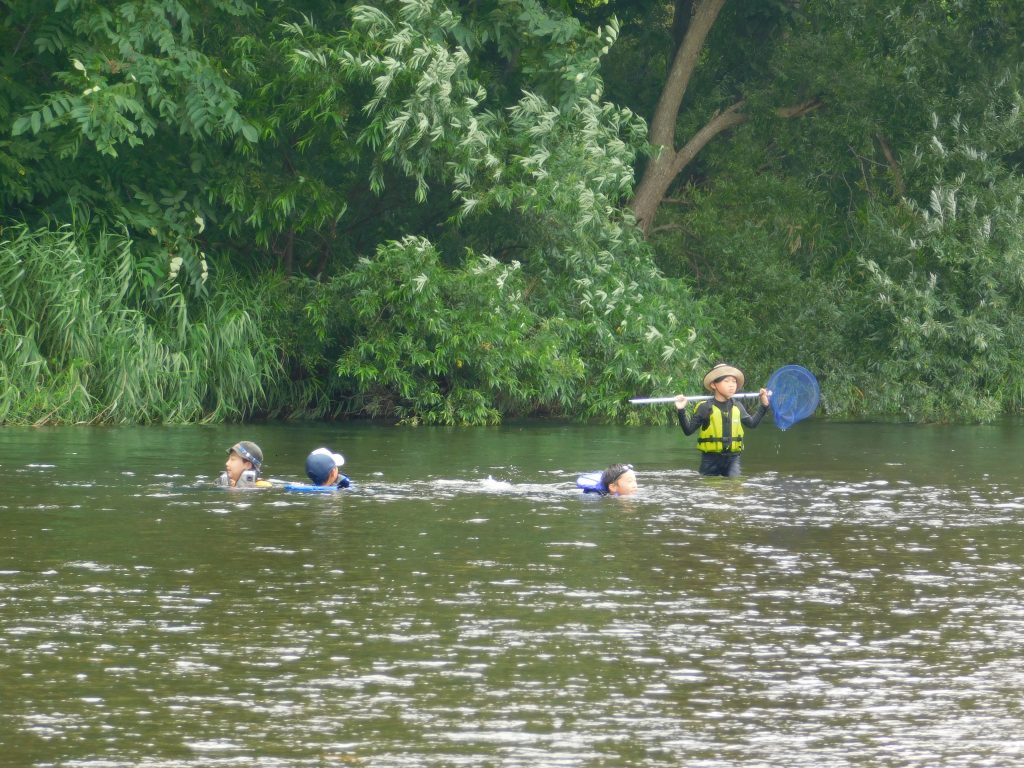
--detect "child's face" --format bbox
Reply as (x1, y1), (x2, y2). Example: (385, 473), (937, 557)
(712, 375), (738, 399)
(225, 452), (253, 484)
(609, 470), (637, 496)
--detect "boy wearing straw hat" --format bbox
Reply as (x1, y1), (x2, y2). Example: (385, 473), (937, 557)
(674, 363), (770, 477)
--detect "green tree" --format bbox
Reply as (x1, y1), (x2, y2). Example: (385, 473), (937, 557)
(1, 0), (263, 291)
(654, 0), (1024, 420)
(0, 0), (711, 424)
(562, 0), (820, 235)
(274, 0), (709, 421)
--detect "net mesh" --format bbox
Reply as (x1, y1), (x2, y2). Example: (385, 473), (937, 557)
(765, 365), (820, 430)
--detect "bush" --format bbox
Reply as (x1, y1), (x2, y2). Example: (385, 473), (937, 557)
(0, 223), (281, 424)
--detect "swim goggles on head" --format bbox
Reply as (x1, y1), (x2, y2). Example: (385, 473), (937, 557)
(229, 442), (262, 469)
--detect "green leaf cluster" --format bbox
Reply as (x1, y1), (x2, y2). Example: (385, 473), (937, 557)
(840, 100), (1024, 421)
(330, 237), (579, 424)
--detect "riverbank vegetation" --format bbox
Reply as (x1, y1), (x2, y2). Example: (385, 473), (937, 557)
(2, 0), (1022, 425)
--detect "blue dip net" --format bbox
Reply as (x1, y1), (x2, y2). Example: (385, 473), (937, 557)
(765, 365), (820, 430)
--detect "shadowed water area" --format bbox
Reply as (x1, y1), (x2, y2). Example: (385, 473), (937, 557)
(2, 419), (1024, 766)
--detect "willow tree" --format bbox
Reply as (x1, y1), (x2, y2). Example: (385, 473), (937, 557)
(777, 0), (1024, 420)
(277, 0), (711, 423)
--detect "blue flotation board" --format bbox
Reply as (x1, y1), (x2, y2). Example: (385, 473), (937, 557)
(576, 472), (607, 495)
(283, 475), (351, 492)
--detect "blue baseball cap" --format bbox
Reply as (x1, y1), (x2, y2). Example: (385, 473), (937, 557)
(305, 447), (344, 485)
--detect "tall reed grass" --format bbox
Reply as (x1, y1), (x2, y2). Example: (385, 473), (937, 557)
(0, 224), (281, 425)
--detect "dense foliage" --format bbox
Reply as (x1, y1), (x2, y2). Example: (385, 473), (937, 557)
(624, 0), (1024, 421)
(0, 224), (278, 424)
(1, 0), (1022, 424)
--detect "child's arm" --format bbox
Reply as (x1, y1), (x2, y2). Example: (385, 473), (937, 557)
(738, 397), (770, 428)
(676, 399), (709, 435)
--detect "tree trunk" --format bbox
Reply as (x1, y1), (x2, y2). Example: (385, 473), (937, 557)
(630, 0), (822, 236)
(633, 100), (747, 234)
(632, 0), (727, 235)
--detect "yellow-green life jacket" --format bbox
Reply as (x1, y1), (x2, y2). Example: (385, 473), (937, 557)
(698, 402), (744, 453)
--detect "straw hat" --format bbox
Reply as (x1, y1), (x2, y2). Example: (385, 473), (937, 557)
(703, 363), (744, 391)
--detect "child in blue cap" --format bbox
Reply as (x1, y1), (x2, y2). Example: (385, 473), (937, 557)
(305, 448), (351, 489)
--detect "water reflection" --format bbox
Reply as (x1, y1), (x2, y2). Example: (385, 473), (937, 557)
(2, 422), (1024, 766)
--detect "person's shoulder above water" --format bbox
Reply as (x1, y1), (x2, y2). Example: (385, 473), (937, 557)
(217, 440), (272, 488)
(303, 447), (351, 489)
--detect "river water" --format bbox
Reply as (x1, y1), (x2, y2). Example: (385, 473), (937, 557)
(2, 419), (1024, 767)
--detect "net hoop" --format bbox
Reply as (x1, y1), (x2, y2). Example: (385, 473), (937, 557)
(765, 365), (820, 430)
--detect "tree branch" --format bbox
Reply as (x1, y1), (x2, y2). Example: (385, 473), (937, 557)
(876, 133), (905, 197)
(671, 100), (747, 176)
(775, 98), (822, 119)
(649, 0), (727, 148)
(669, 0), (696, 67)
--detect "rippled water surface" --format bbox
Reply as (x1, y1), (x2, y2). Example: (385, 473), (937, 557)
(2, 420), (1024, 767)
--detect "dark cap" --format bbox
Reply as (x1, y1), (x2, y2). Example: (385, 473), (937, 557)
(228, 441), (263, 469)
(305, 448), (343, 486)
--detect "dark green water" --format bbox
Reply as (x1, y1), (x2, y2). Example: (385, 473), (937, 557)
(3, 419), (1024, 767)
